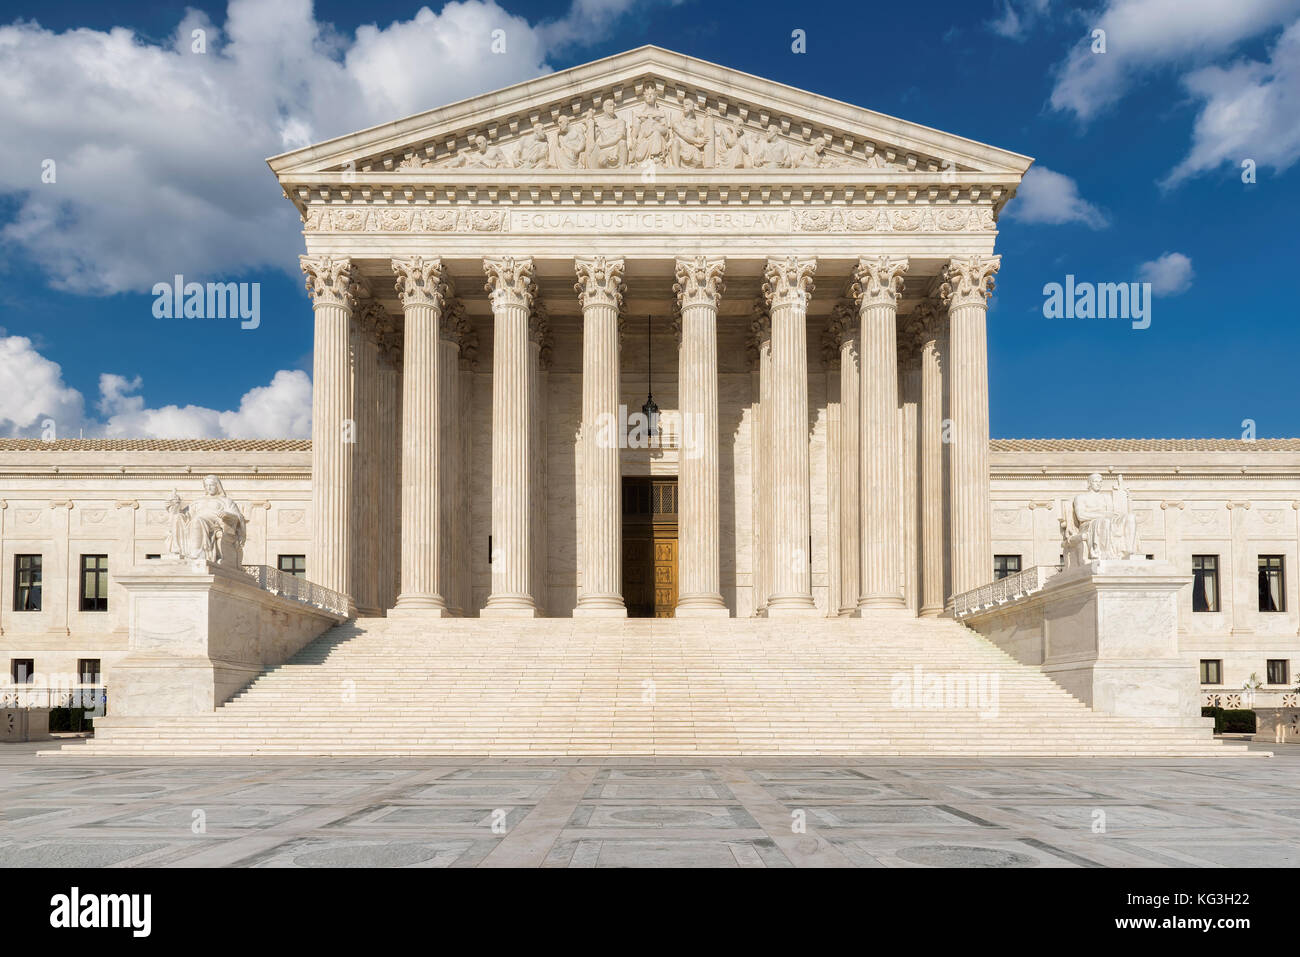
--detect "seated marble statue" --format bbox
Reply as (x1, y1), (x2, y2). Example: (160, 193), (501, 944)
(164, 475), (247, 567)
(1061, 472), (1141, 567)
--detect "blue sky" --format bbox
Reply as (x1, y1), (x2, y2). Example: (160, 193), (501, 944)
(0, 0), (1297, 439)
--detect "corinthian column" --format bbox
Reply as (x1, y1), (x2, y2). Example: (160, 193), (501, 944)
(762, 256), (818, 616)
(375, 324), (402, 613)
(853, 256), (909, 611)
(916, 300), (947, 616)
(351, 299), (385, 617)
(941, 255), (999, 599)
(439, 302), (463, 616)
(483, 256), (540, 617)
(675, 256), (729, 617)
(391, 256), (452, 614)
(301, 256), (358, 611)
(830, 303), (860, 615)
(574, 256), (627, 616)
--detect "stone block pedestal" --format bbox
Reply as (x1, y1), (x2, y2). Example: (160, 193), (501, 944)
(108, 560), (345, 717)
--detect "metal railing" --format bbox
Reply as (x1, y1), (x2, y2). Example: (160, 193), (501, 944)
(241, 565), (349, 617)
(952, 564), (1062, 618)
(0, 685), (106, 711)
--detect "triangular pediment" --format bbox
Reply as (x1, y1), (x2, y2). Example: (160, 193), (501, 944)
(269, 46), (1032, 185)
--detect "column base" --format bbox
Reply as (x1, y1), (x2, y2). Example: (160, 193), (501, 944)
(675, 595), (730, 618)
(481, 598), (542, 619)
(391, 594), (450, 617)
(855, 605), (915, 619)
(765, 595), (820, 618)
(573, 600), (627, 618)
(918, 603), (945, 618)
(857, 595), (907, 611)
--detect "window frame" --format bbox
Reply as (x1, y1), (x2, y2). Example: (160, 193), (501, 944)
(77, 658), (102, 685)
(13, 553), (42, 612)
(1266, 659), (1290, 686)
(1258, 554), (1286, 613)
(10, 658), (35, 684)
(79, 554), (109, 613)
(992, 555), (1022, 581)
(277, 554), (307, 579)
(1191, 554), (1220, 613)
(1199, 659), (1223, 685)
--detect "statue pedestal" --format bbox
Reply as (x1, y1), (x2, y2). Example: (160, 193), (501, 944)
(105, 560), (345, 717)
(1037, 559), (1201, 722)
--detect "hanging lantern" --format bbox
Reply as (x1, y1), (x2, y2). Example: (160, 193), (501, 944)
(642, 314), (660, 438)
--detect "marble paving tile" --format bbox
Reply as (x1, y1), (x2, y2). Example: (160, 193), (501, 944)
(240, 837), (499, 868)
(543, 837), (792, 868)
(568, 804), (760, 829)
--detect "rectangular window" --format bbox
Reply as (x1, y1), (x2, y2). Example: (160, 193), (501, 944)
(144, 553), (161, 560)
(13, 554), (42, 612)
(277, 554), (307, 579)
(1259, 555), (1286, 612)
(992, 555), (1021, 580)
(1191, 555), (1220, 613)
(10, 659), (34, 684)
(1267, 659), (1290, 686)
(1200, 659), (1223, 685)
(78, 659), (102, 685)
(79, 554), (109, 612)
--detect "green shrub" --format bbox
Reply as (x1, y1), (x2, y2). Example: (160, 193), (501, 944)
(1201, 707), (1256, 734)
(47, 708), (95, 733)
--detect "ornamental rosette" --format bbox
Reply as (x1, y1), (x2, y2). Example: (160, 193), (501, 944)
(762, 256), (816, 310)
(673, 256), (726, 310)
(301, 256), (361, 309)
(391, 256), (452, 311)
(484, 256), (535, 311)
(939, 255), (1000, 308)
(574, 256), (626, 310)
(850, 256), (909, 309)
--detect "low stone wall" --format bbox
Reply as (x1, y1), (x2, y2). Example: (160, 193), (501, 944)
(960, 559), (1204, 725)
(1255, 708), (1300, 744)
(106, 560), (346, 717)
(2, 708), (50, 742)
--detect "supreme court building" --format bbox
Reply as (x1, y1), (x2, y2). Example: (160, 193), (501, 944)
(272, 45), (1027, 621)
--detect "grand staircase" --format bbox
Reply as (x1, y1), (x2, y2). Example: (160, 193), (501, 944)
(55, 616), (1244, 756)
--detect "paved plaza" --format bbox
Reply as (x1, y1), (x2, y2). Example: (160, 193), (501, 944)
(0, 741), (1296, 867)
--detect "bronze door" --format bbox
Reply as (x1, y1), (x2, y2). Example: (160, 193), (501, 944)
(623, 477), (678, 618)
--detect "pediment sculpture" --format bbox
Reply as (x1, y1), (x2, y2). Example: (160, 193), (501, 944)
(393, 92), (910, 173)
(1060, 472), (1142, 568)
(164, 474), (247, 567)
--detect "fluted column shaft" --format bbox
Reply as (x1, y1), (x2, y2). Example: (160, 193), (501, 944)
(574, 257), (627, 616)
(483, 257), (539, 617)
(918, 328), (947, 616)
(762, 257), (818, 616)
(391, 256), (451, 613)
(675, 256), (728, 616)
(942, 256), (1000, 600)
(350, 312), (382, 616)
(438, 335), (462, 615)
(837, 325), (861, 616)
(854, 256), (909, 611)
(301, 257), (357, 611)
(376, 347), (401, 612)
(900, 361), (921, 614)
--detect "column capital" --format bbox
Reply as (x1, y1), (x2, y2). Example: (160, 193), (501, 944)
(762, 256), (816, 310)
(484, 256), (535, 311)
(822, 302), (857, 369)
(850, 256), (908, 309)
(673, 256), (726, 310)
(574, 256), (626, 310)
(301, 256), (361, 310)
(392, 256), (452, 311)
(940, 255), (1000, 308)
(354, 298), (388, 341)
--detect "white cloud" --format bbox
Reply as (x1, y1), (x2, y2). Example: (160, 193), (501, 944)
(1005, 166), (1109, 228)
(0, 334), (311, 438)
(1138, 251), (1194, 295)
(0, 0), (643, 295)
(1162, 19), (1300, 186)
(1049, 0), (1296, 121)
(988, 0), (1051, 40)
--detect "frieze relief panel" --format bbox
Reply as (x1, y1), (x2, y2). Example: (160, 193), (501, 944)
(302, 203), (998, 235)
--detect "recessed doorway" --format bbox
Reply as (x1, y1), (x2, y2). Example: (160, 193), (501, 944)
(622, 476), (678, 618)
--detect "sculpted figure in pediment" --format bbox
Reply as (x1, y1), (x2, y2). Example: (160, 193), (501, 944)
(715, 123), (750, 169)
(450, 134), (510, 169)
(798, 134), (836, 169)
(630, 87), (670, 165)
(552, 115), (588, 169)
(591, 100), (628, 169)
(517, 122), (551, 169)
(754, 126), (792, 168)
(670, 100), (709, 168)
